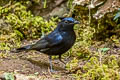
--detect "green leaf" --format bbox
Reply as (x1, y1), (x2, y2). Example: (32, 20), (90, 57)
(14, 30), (23, 38)
(114, 12), (120, 20)
(4, 73), (14, 80)
(99, 48), (110, 52)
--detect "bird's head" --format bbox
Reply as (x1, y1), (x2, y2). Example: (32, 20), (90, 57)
(58, 17), (80, 31)
(62, 17), (80, 24)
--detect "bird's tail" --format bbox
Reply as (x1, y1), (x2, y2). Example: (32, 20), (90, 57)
(17, 45), (32, 51)
(11, 45), (32, 53)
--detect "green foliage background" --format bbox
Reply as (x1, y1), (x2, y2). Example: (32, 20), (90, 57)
(0, 1), (57, 51)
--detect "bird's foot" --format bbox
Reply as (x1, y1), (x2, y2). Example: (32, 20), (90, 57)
(59, 59), (67, 69)
(50, 69), (56, 73)
(59, 55), (66, 64)
(48, 67), (57, 74)
(48, 56), (57, 73)
(59, 59), (66, 64)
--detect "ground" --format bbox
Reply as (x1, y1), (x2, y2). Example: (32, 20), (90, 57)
(0, 39), (120, 80)
(0, 52), (76, 80)
(0, 40), (77, 80)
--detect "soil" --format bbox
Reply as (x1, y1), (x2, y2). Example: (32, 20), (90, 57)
(0, 43), (75, 80)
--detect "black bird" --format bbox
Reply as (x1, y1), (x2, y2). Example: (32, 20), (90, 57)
(16, 17), (80, 72)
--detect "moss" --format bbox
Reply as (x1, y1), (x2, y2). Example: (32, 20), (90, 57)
(65, 4), (120, 80)
(0, 1), (57, 51)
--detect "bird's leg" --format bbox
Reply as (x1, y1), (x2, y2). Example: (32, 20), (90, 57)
(65, 52), (71, 60)
(59, 55), (66, 64)
(49, 56), (54, 72)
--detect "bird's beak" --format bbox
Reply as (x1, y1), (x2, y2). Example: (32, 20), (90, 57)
(74, 21), (80, 24)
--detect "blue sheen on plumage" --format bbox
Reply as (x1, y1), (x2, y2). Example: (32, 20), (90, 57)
(63, 17), (75, 22)
(55, 35), (62, 41)
(47, 31), (63, 46)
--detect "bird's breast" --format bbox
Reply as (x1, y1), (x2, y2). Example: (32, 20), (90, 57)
(62, 31), (76, 47)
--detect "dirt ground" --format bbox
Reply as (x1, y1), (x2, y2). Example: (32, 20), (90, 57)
(0, 50), (76, 80)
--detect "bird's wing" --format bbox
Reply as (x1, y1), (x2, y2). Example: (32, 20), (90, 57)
(46, 32), (63, 47)
(31, 32), (63, 50)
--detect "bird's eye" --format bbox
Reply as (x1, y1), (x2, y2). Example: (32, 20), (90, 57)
(64, 21), (69, 24)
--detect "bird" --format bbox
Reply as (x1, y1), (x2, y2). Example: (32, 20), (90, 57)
(15, 17), (80, 72)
